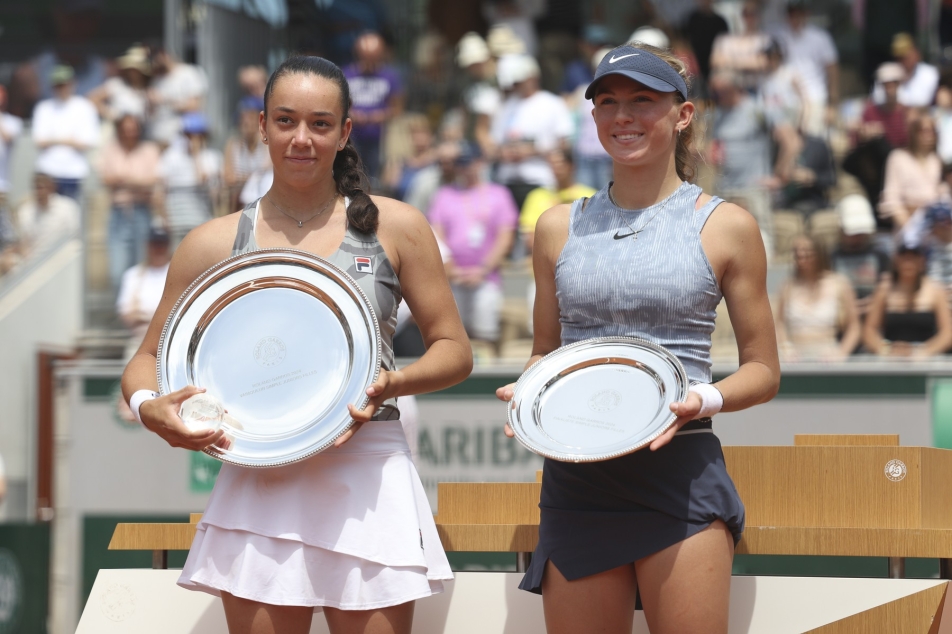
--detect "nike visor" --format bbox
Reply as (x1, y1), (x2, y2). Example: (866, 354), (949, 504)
(585, 45), (688, 101)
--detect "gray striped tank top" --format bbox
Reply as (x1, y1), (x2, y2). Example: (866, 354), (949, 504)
(232, 198), (402, 417)
(556, 182), (723, 384)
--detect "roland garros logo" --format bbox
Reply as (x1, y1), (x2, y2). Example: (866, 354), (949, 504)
(884, 459), (907, 482)
(589, 389), (622, 413)
(254, 337), (286, 367)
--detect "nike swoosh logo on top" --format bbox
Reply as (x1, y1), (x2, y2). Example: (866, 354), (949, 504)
(613, 230), (637, 240)
(609, 53), (639, 63)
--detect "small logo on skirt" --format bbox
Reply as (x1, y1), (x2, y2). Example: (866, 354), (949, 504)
(884, 459), (907, 482)
(589, 390), (622, 413)
(254, 337), (286, 367)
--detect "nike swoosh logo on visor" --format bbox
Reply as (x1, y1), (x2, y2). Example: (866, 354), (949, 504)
(609, 53), (639, 63)
(613, 230), (637, 240)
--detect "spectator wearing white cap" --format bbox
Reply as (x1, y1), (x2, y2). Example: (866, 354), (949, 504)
(830, 194), (891, 316)
(490, 53), (574, 209)
(458, 32), (502, 156)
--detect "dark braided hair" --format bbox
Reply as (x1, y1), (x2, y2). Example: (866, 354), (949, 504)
(263, 56), (379, 234)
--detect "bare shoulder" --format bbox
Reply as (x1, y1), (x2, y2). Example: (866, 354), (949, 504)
(536, 202), (571, 235)
(371, 194), (433, 238)
(370, 195), (440, 271)
(707, 200), (759, 235)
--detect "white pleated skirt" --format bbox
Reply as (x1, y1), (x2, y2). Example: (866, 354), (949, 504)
(178, 420), (452, 611)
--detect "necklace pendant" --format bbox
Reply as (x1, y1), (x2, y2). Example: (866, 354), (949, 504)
(297, 220), (303, 228)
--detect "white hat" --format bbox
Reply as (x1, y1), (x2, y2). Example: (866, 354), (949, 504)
(837, 194), (876, 235)
(629, 27), (670, 50)
(457, 32), (491, 67)
(487, 24), (527, 57)
(497, 53), (539, 89)
(876, 62), (905, 84)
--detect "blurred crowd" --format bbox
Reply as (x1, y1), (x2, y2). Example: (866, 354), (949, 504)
(1, 0), (951, 363)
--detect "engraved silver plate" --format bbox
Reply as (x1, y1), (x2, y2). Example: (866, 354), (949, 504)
(157, 248), (381, 468)
(508, 337), (688, 462)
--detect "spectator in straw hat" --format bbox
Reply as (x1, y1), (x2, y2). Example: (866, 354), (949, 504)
(89, 45), (151, 122)
(830, 194), (891, 315)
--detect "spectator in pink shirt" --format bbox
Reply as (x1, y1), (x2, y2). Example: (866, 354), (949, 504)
(880, 114), (943, 238)
(98, 113), (161, 291)
(428, 142), (517, 346)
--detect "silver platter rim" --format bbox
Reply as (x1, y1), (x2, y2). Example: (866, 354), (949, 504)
(156, 247), (382, 468)
(507, 336), (689, 463)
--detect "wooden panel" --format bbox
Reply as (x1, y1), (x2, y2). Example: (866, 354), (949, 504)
(922, 449), (952, 529)
(807, 583), (946, 634)
(108, 523), (197, 551)
(436, 524), (539, 552)
(724, 446), (926, 529)
(436, 483), (541, 524)
(736, 527), (952, 558)
(189, 513), (202, 524)
(535, 470), (542, 483)
(795, 434), (900, 446)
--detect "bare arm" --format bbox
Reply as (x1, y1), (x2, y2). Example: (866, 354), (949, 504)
(120, 217), (236, 449)
(918, 281), (952, 356)
(703, 202), (781, 412)
(836, 275), (861, 359)
(496, 204), (570, 425)
(341, 198), (473, 441)
(861, 283), (889, 354)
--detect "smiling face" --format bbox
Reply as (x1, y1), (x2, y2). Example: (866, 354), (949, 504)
(591, 74), (693, 170)
(261, 72), (352, 189)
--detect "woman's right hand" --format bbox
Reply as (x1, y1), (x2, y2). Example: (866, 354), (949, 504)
(138, 386), (225, 451)
(496, 382), (516, 438)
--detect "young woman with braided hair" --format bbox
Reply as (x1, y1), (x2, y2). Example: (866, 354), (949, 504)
(121, 56), (472, 634)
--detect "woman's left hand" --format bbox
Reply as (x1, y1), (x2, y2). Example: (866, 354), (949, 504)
(649, 391), (704, 451)
(339, 370), (402, 447)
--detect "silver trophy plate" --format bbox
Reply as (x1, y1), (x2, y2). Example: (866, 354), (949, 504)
(157, 248), (381, 468)
(508, 337), (688, 462)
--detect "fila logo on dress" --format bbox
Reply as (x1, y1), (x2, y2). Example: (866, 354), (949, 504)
(354, 256), (373, 274)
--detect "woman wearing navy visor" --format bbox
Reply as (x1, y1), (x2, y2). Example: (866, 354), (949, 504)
(497, 43), (780, 633)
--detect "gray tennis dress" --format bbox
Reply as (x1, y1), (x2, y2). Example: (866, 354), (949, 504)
(519, 181), (745, 594)
(178, 198), (453, 610)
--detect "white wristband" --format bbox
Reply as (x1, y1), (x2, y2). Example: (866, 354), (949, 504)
(689, 383), (724, 418)
(130, 389), (159, 425)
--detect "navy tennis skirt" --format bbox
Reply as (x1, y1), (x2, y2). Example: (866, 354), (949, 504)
(519, 419), (744, 594)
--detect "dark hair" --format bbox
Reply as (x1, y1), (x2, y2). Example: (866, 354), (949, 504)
(548, 147), (575, 166)
(907, 114), (937, 157)
(264, 55), (379, 234)
(892, 243), (926, 310)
